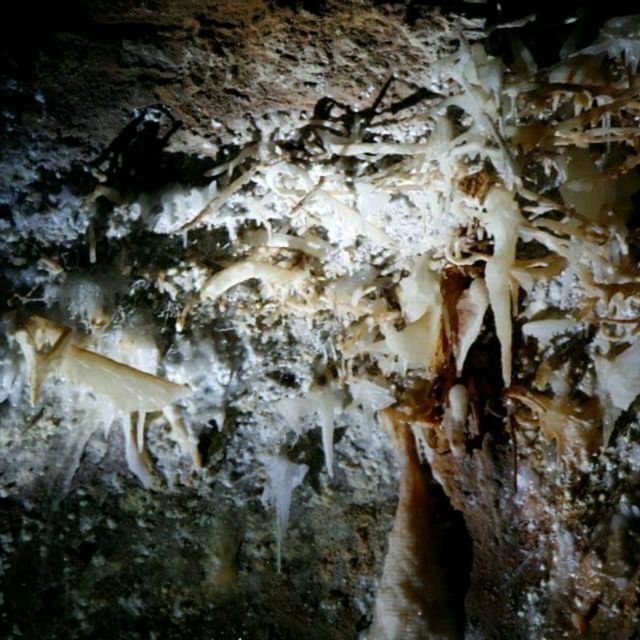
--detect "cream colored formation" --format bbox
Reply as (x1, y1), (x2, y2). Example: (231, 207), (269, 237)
(10, 14), (640, 635)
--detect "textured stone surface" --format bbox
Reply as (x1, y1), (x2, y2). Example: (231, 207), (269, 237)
(3, 2), (640, 640)
(0, 3), (452, 638)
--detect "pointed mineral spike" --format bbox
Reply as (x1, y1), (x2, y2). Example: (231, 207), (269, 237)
(123, 414), (155, 489)
(261, 454), (308, 573)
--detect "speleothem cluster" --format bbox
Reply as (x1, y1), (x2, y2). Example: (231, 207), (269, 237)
(3, 9), (640, 639)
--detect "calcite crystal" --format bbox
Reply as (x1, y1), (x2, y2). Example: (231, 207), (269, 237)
(2, 2), (640, 638)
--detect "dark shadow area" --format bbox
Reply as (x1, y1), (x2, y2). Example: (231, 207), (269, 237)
(425, 463), (473, 637)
